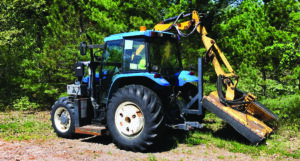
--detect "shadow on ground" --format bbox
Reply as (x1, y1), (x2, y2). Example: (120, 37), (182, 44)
(67, 128), (190, 153)
(68, 122), (256, 153)
(71, 134), (113, 146)
(209, 124), (252, 145)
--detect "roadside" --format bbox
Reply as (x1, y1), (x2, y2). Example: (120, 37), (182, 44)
(0, 111), (299, 161)
(0, 137), (274, 161)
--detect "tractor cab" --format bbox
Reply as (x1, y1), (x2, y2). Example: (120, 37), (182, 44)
(103, 30), (182, 78)
(77, 30), (192, 103)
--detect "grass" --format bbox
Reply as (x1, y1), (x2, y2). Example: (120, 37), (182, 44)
(0, 111), (55, 141)
(183, 112), (300, 159)
(0, 110), (299, 159)
(217, 155), (225, 159)
(148, 154), (157, 161)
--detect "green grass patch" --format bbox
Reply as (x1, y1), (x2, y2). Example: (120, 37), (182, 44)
(148, 154), (157, 161)
(180, 94), (300, 159)
(183, 112), (300, 159)
(217, 155), (225, 159)
(0, 111), (55, 141)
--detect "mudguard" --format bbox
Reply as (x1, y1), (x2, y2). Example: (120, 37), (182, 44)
(176, 70), (198, 86)
(112, 73), (170, 86)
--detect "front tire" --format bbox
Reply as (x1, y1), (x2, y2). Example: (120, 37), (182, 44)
(51, 97), (75, 138)
(107, 85), (164, 152)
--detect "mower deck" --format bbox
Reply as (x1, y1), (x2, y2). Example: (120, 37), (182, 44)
(202, 92), (273, 144)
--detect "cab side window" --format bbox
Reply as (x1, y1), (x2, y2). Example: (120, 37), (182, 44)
(102, 40), (122, 85)
(123, 38), (146, 71)
(103, 40), (123, 65)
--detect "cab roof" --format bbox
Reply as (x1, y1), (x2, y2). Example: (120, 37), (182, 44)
(104, 30), (179, 42)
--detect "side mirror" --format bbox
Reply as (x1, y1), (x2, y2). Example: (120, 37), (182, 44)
(79, 42), (87, 55)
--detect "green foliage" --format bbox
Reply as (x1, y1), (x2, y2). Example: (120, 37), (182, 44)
(13, 97), (38, 111)
(82, 0), (167, 41)
(214, 0), (300, 97)
(0, 0), (169, 108)
(237, 63), (298, 98)
(260, 94), (300, 120)
(236, 63), (262, 94)
(0, 0), (299, 119)
(0, 0), (49, 106)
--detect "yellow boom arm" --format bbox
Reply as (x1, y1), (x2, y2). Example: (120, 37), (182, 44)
(153, 11), (278, 144)
(154, 11), (237, 100)
(153, 11), (278, 122)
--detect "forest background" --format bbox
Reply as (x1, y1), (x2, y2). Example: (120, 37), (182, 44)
(0, 0), (299, 126)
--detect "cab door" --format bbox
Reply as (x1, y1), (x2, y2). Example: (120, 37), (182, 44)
(100, 40), (123, 102)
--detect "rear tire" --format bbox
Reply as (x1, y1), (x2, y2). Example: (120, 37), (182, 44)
(107, 85), (164, 152)
(51, 97), (75, 138)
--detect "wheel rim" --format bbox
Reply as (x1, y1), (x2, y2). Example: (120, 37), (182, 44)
(115, 101), (144, 137)
(54, 107), (71, 133)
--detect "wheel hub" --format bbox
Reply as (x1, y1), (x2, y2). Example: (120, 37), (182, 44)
(54, 107), (71, 133)
(115, 102), (144, 137)
(60, 113), (69, 125)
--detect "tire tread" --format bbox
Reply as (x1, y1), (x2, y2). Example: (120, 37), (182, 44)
(50, 97), (75, 138)
(107, 85), (164, 152)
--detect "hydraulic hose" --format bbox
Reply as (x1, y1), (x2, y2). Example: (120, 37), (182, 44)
(160, 12), (202, 37)
(161, 12), (185, 32)
(175, 22), (201, 37)
(217, 75), (252, 105)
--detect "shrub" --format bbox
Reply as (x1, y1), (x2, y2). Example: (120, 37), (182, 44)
(260, 94), (300, 120)
(13, 97), (38, 111)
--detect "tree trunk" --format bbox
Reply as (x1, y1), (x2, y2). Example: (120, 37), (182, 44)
(298, 76), (300, 91)
(262, 69), (267, 96)
(79, 14), (84, 36)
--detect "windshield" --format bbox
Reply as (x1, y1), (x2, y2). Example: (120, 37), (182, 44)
(149, 38), (182, 76)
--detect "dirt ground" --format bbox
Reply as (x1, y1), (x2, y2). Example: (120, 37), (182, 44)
(0, 135), (281, 161)
(0, 111), (298, 161)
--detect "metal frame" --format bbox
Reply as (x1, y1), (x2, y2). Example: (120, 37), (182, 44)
(182, 58), (203, 115)
(74, 99), (80, 127)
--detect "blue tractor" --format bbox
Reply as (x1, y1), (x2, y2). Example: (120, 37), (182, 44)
(50, 30), (204, 151)
(51, 11), (277, 152)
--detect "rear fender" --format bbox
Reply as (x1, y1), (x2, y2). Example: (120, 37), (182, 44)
(176, 70), (198, 86)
